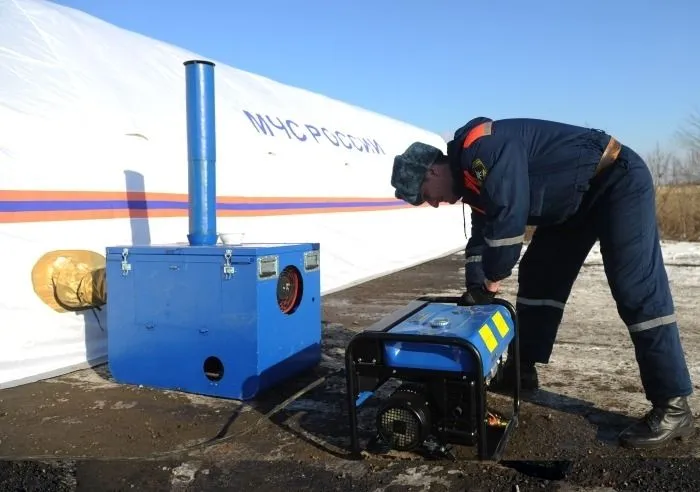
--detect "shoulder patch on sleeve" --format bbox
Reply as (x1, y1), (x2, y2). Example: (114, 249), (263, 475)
(472, 158), (488, 183)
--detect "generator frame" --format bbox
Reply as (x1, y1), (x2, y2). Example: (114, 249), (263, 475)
(344, 295), (521, 461)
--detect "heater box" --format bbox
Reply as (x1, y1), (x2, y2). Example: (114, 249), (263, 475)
(105, 242), (322, 400)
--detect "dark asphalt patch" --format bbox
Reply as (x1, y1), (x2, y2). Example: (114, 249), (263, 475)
(3, 457), (700, 491)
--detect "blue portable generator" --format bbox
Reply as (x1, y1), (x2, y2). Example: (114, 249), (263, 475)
(344, 296), (520, 461)
(105, 59), (321, 400)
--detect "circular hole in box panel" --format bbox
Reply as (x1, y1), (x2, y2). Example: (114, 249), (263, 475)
(277, 265), (303, 315)
(204, 356), (224, 381)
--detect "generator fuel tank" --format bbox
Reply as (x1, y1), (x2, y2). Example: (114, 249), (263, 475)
(382, 302), (515, 378)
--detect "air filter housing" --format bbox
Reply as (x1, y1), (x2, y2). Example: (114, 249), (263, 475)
(376, 383), (431, 451)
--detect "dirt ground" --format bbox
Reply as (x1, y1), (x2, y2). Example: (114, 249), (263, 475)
(1, 242), (700, 491)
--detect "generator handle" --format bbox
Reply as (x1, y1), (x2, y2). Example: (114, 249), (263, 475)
(415, 295), (461, 304)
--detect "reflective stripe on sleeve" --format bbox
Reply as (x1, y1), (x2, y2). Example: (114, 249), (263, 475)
(484, 234), (525, 247)
(465, 255), (482, 264)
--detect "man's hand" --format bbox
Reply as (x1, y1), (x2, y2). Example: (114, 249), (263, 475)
(458, 283), (496, 306)
(484, 279), (500, 293)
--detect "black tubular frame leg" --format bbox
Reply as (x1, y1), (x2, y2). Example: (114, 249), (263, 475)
(344, 296), (521, 461)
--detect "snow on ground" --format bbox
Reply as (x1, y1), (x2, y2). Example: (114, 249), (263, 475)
(586, 240), (700, 266)
(504, 240), (700, 445)
(447, 241), (700, 420)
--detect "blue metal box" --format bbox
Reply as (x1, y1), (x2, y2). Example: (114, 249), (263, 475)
(105, 242), (321, 400)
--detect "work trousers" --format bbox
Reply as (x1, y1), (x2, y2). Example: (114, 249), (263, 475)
(516, 145), (693, 403)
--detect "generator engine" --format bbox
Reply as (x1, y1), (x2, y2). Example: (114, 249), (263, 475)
(345, 296), (520, 460)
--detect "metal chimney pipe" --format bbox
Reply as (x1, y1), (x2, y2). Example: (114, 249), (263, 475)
(183, 59), (217, 246)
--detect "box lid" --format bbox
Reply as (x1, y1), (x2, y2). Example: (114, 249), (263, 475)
(106, 242), (319, 257)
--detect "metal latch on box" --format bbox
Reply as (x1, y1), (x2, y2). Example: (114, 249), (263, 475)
(304, 250), (320, 271)
(121, 248), (132, 276)
(223, 249), (235, 279)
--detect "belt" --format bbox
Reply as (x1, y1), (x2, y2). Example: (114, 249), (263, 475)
(595, 136), (621, 175)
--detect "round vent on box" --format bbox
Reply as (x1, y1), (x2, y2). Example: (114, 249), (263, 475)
(277, 265), (302, 314)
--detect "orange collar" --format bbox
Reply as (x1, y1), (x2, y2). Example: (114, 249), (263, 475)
(462, 121), (492, 149)
(459, 120), (492, 215)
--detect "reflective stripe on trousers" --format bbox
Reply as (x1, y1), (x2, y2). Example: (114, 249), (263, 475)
(516, 296), (566, 310)
(517, 297), (676, 334)
(628, 313), (677, 333)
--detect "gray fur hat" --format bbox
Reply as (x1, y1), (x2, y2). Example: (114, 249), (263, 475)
(391, 142), (444, 205)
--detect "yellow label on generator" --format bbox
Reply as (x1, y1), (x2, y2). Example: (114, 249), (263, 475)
(478, 324), (498, 353)
(491, 311), (510, 337)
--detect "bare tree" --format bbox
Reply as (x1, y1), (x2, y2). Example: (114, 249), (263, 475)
(653, 109), (700, 241)
(674, 109), (700, 184)
(678, 108), (700, 153)
(646, 144), (684, 187)
(687, 150), (700, 185)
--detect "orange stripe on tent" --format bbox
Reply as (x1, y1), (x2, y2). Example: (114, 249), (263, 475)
(0, 190), (403, 204)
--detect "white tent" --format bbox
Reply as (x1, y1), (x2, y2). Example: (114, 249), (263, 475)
(0, 0), (468, 388)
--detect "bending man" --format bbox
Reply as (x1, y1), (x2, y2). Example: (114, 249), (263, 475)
(389, 116), (694, 449)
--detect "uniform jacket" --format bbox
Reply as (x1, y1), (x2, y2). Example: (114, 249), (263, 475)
(446, 117), (615, 288)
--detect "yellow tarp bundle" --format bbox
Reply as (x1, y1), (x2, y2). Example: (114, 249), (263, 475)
(31, 250), (107, 312)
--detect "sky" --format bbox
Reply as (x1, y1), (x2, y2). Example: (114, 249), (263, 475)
(51, 0), (700, 157)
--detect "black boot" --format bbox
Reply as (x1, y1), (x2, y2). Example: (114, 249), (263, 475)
(618, 396), (695, 449)
(488, 356), (539, 394)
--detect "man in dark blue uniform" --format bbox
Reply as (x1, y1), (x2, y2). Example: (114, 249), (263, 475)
(390, 117), (694, 449)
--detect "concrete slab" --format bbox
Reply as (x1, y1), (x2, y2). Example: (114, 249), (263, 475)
(2, 242), (700, 491)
